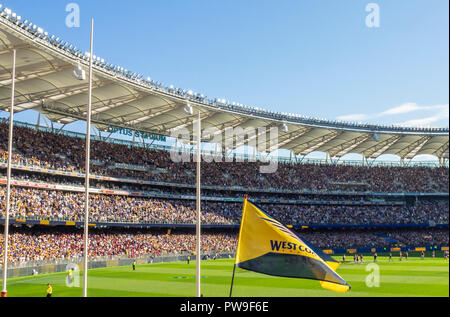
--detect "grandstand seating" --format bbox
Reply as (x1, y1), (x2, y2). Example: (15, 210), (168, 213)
(1, 122), (449, 193)
(0, 227), (447, 264)
(0, 121), (449, 264)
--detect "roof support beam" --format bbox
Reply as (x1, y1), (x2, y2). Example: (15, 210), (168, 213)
(91, 93), (148, 116)
(0, 44), (30, 55)
(0, 63), (71, 86)
(231, 124), (276, 150)
(434, 141), (449, 158)
(222, 120), (266, 138)
(328, 134), (372, 158)
(0, 80), (107, 112)
(173, 111), (218, 132)
(186, 116), (253, 143)
(191, 117), (253, 148)
(399, 136), (432, 159)
(364, 135), (402, 159)
(267, 127), (312, 152)
(290, 131), (342, 155)
(121, 103), (180, 127)
(301, 131), (343, 155)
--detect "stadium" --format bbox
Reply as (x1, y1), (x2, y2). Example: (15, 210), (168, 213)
(0, 2), (449, 299)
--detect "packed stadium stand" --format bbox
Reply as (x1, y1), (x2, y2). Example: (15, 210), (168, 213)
(0, 121), (448, 264)
(0, 7), (449, 269)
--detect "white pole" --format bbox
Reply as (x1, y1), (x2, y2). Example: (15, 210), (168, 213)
(195, 111), (201, 297)
(82, 19), (94, 298)
(1, 49), (16, 298)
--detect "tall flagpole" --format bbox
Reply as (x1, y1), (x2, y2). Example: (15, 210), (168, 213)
(195, 111), (201, 297)
(1, 49), (16, 298)
(229, 194), (248, 297)
(82, 19), (94, 298)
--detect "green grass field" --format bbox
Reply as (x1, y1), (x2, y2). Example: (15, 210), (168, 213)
(3, 257), (448, 297)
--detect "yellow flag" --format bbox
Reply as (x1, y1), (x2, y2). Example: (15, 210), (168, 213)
(235, 197), (350, 293)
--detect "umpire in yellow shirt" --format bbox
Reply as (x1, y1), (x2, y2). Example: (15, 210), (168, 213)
(46, 283), (53, 298)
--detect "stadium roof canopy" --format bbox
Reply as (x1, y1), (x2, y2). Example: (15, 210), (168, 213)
(0, 8), (449, 161)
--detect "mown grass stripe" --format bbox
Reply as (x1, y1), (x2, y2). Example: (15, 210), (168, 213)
(3, 257), (448, 297)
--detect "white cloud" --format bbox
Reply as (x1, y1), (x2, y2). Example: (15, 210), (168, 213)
(400, 116), (442, 127)
(398, 105), (449, 127)
(379, 103), (423, 116)
(336, 103), (449, 127)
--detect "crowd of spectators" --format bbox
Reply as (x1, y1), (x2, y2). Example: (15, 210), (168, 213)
(1, 123), (448, 265)
(300, 228), (449, 249)
(3, 168), (427, 201)
(0, 187), (238, 224)
(0, 227), (447, 264)
(0, 228), (236, 263)
(0, 186), (448, 225)
(268, 200), (449, 225)
(1, 123), (448, 193)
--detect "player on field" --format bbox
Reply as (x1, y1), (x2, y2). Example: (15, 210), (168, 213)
(421, 251), (425, 260)
(389, 252), (392, 262)
(132, 259), (136, 271)
(374, 252), (377, 262)
(399, 251), (402, 261)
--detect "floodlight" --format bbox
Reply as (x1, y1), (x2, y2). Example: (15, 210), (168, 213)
(184, 103), (193, 115)
(73, 63), (86, 81)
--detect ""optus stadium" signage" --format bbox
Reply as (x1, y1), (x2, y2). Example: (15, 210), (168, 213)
(107, 126), (167, 142)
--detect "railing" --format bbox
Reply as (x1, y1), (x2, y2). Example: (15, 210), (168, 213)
(0, 215), (237, 226)
(3, 251), (195, 270)
(1, 215), (448, 230)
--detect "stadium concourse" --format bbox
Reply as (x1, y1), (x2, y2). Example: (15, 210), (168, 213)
(0, 5), (449, 277)
(0, 121), (449, 264)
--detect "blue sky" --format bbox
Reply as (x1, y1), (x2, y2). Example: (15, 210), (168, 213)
(0, 0), (448, 160)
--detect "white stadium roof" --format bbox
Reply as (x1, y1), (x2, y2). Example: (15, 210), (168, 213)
(0, 7), (448, 160)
